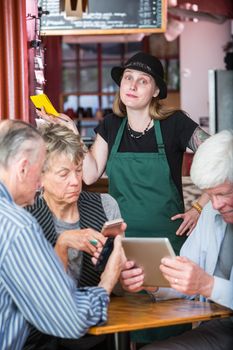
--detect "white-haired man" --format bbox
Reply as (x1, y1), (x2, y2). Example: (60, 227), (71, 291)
(0, 120), (125, 350)
(121, 129), (233, 350)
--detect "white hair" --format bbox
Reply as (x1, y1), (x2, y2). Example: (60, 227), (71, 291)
(0, 120), (43, 168)
(190, 129), (233, 189)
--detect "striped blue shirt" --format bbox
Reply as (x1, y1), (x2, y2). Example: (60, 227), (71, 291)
(0, 182), (109, 350)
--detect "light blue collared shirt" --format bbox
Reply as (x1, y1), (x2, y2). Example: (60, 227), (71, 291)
(152, 202), (233, 310)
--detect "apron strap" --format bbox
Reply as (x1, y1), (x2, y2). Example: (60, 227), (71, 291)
(110, 117), (127, 157)
(154, 120), (165, 154)
(107, 117), (127, 176)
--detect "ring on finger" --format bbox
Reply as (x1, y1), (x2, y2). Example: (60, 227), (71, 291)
(89, 239), (98, 246)
(174, 278), (178, 284)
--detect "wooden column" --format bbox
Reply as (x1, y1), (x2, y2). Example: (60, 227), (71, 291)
(44, 36), (62, 112)
(0, 0), (29, 121)
(26, 0), (39, 124)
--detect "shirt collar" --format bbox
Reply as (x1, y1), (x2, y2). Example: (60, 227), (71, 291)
(0, 181), (14, 203)
(211, 203), (228, 239)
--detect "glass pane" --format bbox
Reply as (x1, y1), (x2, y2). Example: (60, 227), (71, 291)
(102, 43), (123, 57)
(102, 62), (118, 93)
(62, 43), (98, 93)
(79, 44), (98, 60)
(62, 67), (78, 93)
(63, 95), (79, 112)
(62, 43), (78, 92)
(101, 44), (122, 94)
(101, 42), (143, 62)
(62, 43), (77, 60)
(62, 95), (99, 118)
(101, 94), (115, 110)
(78, 65), (98, 92)
(79, 95), (99, 117)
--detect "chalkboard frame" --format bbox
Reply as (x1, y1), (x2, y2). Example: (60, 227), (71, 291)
(39, 0), (167, 36)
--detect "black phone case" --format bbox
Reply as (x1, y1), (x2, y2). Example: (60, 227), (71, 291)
(95, 237), (114, 273)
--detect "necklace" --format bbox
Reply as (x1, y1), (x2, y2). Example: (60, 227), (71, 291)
(127, 119), (152, 139)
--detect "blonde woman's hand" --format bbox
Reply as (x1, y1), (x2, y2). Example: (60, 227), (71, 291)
(171, 207), (200, 236)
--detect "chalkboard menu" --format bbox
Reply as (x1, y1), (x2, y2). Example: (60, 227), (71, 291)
(39, 0), (166, 35)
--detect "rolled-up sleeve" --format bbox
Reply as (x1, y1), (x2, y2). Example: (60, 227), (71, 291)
(211, 276), (233, 310)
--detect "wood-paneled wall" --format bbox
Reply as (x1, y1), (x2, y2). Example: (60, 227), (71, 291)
(0, 0), (37, 122)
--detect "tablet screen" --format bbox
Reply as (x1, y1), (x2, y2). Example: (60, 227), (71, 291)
(122, 237), (176, 287)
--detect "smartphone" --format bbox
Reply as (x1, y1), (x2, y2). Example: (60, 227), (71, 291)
(95, 237), (115, 272)
(101, 218), (124, 237)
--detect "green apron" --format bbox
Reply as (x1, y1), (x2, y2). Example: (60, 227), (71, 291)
(106, 118), (191, 343)
(106, 118), (186, 254)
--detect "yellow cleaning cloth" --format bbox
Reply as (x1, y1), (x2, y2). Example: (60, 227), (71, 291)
(30, 94), (59, 117)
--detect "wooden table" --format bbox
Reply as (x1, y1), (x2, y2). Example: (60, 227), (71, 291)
(88, 294), (233, 350)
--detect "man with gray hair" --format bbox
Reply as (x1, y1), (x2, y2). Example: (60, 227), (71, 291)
(0, 120), (125, 350)
(121, 129), (233, 349)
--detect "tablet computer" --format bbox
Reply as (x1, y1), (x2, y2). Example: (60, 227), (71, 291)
(122, 237), (176, 287)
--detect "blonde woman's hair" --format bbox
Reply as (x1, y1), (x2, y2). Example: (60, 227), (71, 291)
(112, 91), (179, 120)
(38, 124), (86, 171)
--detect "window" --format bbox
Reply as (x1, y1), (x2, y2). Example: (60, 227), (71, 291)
(61, 41), (143, 118)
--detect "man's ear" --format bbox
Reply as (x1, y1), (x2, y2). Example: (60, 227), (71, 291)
(17, 158), (30, 182)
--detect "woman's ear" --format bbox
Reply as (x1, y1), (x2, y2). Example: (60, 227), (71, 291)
(153, 88), (160, 98)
